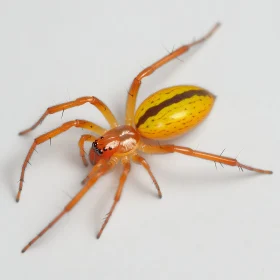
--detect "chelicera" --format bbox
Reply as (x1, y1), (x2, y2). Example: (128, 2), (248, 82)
(17, 23), (272, 253)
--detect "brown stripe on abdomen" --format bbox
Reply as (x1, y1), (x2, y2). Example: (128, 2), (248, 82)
(136, 90), (212, 128)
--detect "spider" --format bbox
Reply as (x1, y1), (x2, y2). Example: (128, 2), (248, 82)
(18, 22), (272, 253)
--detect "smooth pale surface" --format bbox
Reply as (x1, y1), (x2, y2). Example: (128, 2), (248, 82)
(0, 1), (279, 280)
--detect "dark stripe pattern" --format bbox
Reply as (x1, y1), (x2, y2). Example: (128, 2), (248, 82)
(136, 90), (211, 128)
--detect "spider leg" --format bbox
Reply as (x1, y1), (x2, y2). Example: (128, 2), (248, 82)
(81, 157), (119, 185)
(132, 153), (162, 198)
(125, 22), (220, 125)
(139, 143), (273, 174)
(78, 134), (97, 167)
(21, 158), (117, 253)
(17, 119), (105, 202)
(19, 96), (117, 135)
(97, 159), (131, 239)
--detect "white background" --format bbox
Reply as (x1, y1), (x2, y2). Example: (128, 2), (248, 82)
(0, 0), (279, 279)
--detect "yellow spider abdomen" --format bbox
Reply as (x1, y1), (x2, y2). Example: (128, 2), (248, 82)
(134, 85), (215, 139)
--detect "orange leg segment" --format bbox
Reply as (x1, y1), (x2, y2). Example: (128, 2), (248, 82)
(97, 159), (131, 239)
(139, 144), (273, 174)
(17, 119), (105, 202)
(125, 22), (221, 125)
(132, 154), (162, 198)
(78, 134), (98, 167)
(21, 158), (117, 253)
(80, 158), (114, 185)
(19, 96), (117, 136)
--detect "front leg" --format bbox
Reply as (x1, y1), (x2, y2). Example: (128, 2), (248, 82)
(97, 159), (131, 239)
(21, 157), (117, 253)
(19, 96), (117, 135)
(17, 120), (105, 202)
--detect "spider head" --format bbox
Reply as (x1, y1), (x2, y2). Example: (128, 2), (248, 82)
(91, 133), (120, 163)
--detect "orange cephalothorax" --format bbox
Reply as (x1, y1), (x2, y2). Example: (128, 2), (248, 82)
(111, 125), (141, 155)
(90, 134), (121, 164)
(89, 125), (141, 164)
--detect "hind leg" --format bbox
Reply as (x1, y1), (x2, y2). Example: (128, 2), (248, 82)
(125, 23), (220, 125)
(139, 143), (272, 174)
